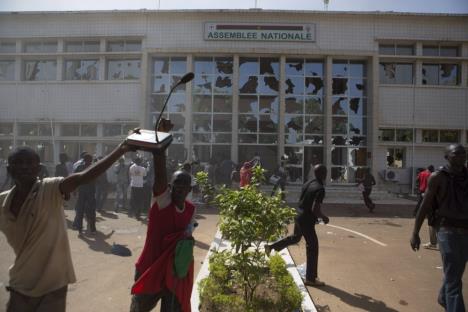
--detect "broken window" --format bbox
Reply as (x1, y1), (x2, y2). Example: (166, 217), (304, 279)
(422, 63), (459, 85)
(379, 63), (413, 84)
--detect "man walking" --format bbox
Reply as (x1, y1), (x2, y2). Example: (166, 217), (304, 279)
(357, 168), (376, 212)
(265, 164), (329, 287)
(128, 157), (147, 220)
(414, 165), (437, 249)
(411, 144), (468, 311)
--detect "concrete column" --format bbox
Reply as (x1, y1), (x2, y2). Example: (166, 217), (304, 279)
(57, 39), (64, 81)
(185, 55), (193, 162)
(232, 55), (239, 163)
(140, 49), (149, 128)
(369, 55), (380, 183)
(99, 39), (106, 80)
(415, 42), (423, 85)
(278, 55), (286, 164)
(324, 56), (333, 180)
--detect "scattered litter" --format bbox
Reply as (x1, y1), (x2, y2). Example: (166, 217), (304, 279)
(297, 263), (306, 280)
(111, 243), (132, 257)
(436, 266), (443, 270)
(326, 231), (334, 235)
(137, 235), (142, 239)
(390, 278), (395, 281)
(399, 299), (408, 306)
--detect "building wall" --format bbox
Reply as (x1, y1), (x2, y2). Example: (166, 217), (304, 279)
(0, 10), (467, 190)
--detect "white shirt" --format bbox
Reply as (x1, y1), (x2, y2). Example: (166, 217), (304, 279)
(129, 164), (147, 188)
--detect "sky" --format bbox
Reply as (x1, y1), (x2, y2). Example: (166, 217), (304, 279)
(0, 0), (467, 13)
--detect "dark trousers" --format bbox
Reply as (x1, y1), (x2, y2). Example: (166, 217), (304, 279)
(95, 185), (108, 212)
(7, 286), (67, 312)
(73, 191), (96, 232)
(362, 188), (374, 210)
(269, 210), (319, 281)
(129, 270), (181, 312)
(129, 187), (145, 218)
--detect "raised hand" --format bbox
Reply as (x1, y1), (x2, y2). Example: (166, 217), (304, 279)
(157, 118), (173, 133)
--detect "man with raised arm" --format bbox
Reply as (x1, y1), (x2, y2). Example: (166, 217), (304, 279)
(130, 119), (196, 312)
(410, 144), (468, 311)
(0, 140), (135, 312)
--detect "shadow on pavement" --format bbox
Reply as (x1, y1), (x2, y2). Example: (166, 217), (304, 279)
(314, 285), (399, 312)
(78, 230), (115, 254)
(98, 210), (119, 219)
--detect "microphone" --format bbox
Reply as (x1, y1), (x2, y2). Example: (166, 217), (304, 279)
(155, 72), (194, 142)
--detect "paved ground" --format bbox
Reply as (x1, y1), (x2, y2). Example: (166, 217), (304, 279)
(287, 202), (468, 312)
(0, 198), (467, 312)
(0, 201), (220, 312)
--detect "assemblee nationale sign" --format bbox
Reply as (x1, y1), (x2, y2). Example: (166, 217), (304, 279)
(204, 23), (315, 42)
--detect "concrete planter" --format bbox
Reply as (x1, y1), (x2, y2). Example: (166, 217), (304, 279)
(191, 229), (317, 312)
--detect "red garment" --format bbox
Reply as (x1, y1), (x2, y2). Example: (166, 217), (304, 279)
(418, 170), (431, 193)
(239, 162), (253, 187)
(133, 194), (195, 312)
(132, 231), (194, 312)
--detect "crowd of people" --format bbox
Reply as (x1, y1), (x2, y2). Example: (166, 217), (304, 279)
(0, 119), (467, 312)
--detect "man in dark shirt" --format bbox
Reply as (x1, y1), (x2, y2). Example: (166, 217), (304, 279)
(411, 144), (468, 311)
(265, 164), (329, 287)
(357, 169), (376, 212)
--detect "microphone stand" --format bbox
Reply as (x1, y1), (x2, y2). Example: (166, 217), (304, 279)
(155, 72), (194, 143)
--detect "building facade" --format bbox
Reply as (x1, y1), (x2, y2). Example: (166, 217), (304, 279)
(0, 10), (467, 190)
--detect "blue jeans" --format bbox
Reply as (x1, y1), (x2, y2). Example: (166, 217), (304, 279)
(437, 227), (468, 312)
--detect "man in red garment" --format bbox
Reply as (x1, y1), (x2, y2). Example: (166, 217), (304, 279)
(414, 165), (436, 248)
(130, 119), (196, 312)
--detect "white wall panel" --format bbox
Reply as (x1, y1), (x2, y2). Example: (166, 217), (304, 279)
(0, 83), (142, 121)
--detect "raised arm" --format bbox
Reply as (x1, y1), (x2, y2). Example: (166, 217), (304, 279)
(410, 172), (440, 251)
(59, 141), (134, 195)
(152, 118), (173, 195)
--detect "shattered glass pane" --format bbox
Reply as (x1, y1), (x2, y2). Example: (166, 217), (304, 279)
(153, 75), (170, 93)
(439, 64), (458, 85)
(194, 57), (214, 74)
(422, 64), (438, 85)
(239, 75), (258, 93)
(170, 58), (187, 74)
(349, 148), (367, 166)
(153, 57), (169, 74)
(349, 79), (366, 97)
(214, 75), (232, 94)
(260, 58), (279, 77)
(259, 76), (279, 94)
(213, 95), (232, 113)
(238, 114), (258, 133)
(215, 57), (233, 74)
(332, 61), (348, 77)
(192, 95), (212, 112)
(286, 59), (304, 75)
(305, 77), (324, 95)
(238, 133), (257, 143)
(259, 96), (279, 115)
(304, 116), (323, 134)
(284, 115), (303, 134)
(192, 114), (212, 132)
(239, 96), (258, 113)
(305, 61), (323, 76)
(285, 77), (304, 95)
(332, 117), (347, 134)
(239, 58), (258, 76)
(305, 97), (323, 114)
(331, 147), (347, 166)
(285, 96), (303, 114)
(350, 62), (366, 77)
(332, 78), (348, 95)
(332, 97), (348, 115)
(213, 114), (232, 132)
(349, 117), (366, 135)
(349, 98), (366, 116)
(193, 74), (213, 94)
